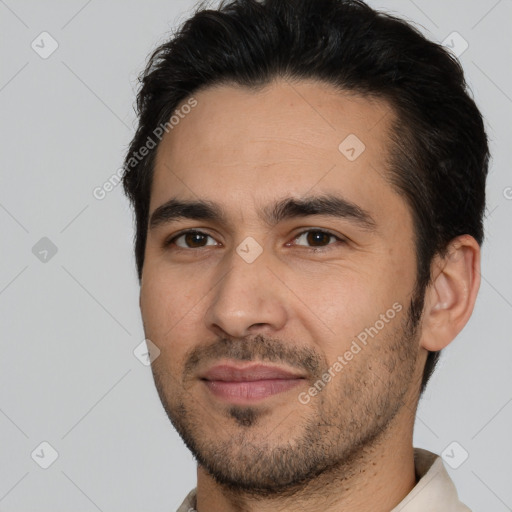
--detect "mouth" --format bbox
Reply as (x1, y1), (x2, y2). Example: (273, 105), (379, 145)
(199, 362), (307, 403)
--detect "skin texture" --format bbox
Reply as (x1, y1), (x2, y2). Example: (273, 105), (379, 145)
(139, 78), (481, 512)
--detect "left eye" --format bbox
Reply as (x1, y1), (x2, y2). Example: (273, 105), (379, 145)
(290, 230), (343, 249)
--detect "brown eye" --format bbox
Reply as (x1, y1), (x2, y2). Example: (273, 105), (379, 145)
(182, 232), (208, 248)
(306, 231), (331, 246)
(293, 229), (342, 249)
(165, 230), (217, 249)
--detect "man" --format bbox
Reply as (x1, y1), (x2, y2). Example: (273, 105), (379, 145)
(121, 0), (488, 510)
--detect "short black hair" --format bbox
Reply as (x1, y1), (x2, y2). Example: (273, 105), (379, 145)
(122, 0), (489, 394)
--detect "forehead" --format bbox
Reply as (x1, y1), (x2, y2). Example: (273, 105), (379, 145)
(150, 79), (399, 222)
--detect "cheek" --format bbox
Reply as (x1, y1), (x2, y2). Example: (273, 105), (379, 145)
(300, 255), (413, 353)
(140, 266), (204, 351)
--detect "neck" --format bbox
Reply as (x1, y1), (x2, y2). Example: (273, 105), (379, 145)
(195, 412), (417, 512)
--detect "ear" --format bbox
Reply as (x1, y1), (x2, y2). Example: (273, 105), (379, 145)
(420, 234), (481, 351)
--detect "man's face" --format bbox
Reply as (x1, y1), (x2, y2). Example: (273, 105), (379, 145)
(140, 79), (426, 493)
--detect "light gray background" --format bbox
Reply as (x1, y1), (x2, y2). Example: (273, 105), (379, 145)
(1, 0), (511, 511)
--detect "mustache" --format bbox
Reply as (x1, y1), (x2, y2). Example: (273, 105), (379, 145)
(182, 334), (326, 381)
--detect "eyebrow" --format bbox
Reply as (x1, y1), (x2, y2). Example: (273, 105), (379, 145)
(149, 194), (377, 232)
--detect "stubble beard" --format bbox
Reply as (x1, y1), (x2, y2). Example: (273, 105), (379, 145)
(150, 297), (422, 498)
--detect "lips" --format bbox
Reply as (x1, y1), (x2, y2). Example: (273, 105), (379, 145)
(200, 362), (307, 402)
(200, 363), (306, 381)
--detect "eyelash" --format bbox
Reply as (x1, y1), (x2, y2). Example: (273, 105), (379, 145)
(163, 229), (346, 252)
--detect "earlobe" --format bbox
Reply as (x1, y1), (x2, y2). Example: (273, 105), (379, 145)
(420, 235), (481, 352)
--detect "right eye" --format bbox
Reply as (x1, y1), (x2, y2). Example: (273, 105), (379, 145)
(163, 230), (220, 250)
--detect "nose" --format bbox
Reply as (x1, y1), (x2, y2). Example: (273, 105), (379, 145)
(204, 246), (288, 339)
